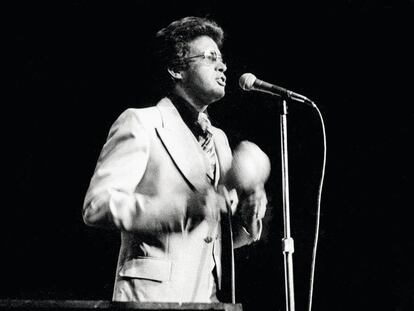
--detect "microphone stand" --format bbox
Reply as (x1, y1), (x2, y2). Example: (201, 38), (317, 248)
(279, 98), (296, 311)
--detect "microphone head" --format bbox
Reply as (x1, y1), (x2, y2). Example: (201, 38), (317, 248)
(239, 73), (256, 91)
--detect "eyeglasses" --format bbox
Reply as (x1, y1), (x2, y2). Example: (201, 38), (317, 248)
(184, 49), (225, 65)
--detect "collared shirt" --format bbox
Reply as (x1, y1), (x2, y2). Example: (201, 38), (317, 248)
(168, 94), (211, 139)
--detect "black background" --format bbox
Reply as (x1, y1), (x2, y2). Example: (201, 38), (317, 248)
(6, 1), (414, 310)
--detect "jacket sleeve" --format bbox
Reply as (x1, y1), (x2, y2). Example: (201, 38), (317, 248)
(82, 109), (186, 233)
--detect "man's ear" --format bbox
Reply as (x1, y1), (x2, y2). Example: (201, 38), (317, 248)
(167, 68), (183, 80)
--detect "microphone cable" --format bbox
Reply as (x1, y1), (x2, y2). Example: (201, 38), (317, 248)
(307, 103), (327, 311)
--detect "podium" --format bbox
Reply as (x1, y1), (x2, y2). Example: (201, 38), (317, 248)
(0, 300), (242, 311)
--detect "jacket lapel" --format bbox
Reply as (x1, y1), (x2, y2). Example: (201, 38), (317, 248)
(155, 98), (210, 192)
(212, 127), (233, 185)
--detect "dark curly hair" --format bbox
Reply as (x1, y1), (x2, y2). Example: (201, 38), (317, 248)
(152, 16), (225, 92)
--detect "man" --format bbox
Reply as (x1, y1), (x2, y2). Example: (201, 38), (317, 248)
(83, 16), (267, 303)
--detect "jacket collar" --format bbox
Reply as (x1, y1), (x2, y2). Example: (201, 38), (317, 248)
(155, 97), (210, 192)
(155, 97), (231, 191)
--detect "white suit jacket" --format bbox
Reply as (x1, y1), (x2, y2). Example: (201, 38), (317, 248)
(83, 97), (260, 303)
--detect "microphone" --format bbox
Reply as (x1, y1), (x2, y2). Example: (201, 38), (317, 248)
(239, 73), (315, 107)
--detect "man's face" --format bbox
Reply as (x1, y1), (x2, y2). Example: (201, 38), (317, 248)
(179, 36), (227, 108)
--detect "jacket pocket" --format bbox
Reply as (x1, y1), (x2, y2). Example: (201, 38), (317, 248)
(119, 257), (172, 282)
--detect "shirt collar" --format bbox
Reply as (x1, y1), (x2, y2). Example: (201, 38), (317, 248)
(168, 94), (211, 136)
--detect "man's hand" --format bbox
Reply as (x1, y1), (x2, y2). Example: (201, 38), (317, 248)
(186, 187), (227, 221)
(237, 185), (267, 235)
